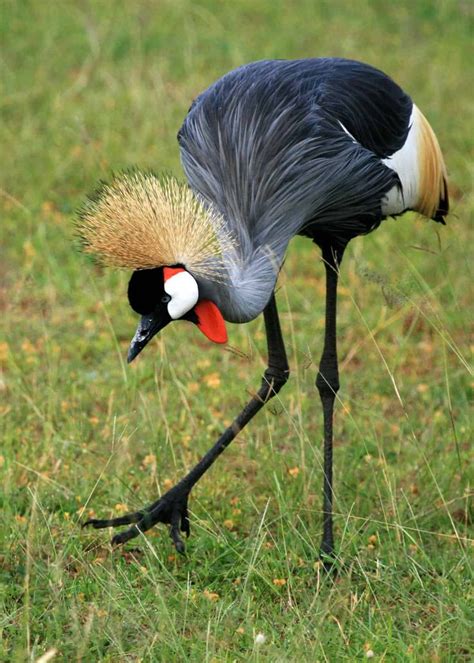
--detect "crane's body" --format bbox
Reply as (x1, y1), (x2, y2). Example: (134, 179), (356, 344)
(81, 58), (448, 560)
(178, 58), (447, 322)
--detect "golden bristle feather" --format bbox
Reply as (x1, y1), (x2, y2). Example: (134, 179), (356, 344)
(77, 171), (234, 279)
(415, 107), (449, 220)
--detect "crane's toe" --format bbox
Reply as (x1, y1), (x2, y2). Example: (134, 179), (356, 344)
(82, 484), (191, 553)
(83, 511), (143, 529)
(111, 525), (142, 546)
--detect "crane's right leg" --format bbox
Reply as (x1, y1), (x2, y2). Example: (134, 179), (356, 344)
(83, 293), (289, 553)
(316, 244), (344, 566)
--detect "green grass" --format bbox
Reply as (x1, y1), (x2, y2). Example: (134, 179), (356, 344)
(1, 0), (473, 660)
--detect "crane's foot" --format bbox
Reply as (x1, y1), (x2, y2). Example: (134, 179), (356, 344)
(319, 552), (337, 574)
(83, 484), (191, 553)
(319, 537), (337, 574)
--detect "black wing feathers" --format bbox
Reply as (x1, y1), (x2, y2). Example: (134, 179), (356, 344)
(179, 59), (413, 158)
(177, 58), (411, 251)
(304, 59), (413, 158)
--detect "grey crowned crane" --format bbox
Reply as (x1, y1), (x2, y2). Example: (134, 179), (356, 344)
(79, 58), (448, 561)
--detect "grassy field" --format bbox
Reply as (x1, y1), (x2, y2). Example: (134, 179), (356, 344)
(1, 0), (473, 660)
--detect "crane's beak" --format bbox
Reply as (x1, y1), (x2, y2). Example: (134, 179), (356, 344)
(127, 312), (170, 363)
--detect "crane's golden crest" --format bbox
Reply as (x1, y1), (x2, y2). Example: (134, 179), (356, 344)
(77, 171), (233, 279)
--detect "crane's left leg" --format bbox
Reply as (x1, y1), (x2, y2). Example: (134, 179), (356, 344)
(83, 293), (289, 552)
(316, 244), (344, 563)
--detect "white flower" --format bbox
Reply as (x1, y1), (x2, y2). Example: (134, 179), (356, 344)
(255, 633), (266, 645)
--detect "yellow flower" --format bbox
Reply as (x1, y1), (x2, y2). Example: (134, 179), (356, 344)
(23, 240), (36, 259)
(142, 453), (156, 467)
(204, 372), (221, 389)
(21, 339), (36, 354)
(41, 201), (56, 215)
(0, 342), (9, 362)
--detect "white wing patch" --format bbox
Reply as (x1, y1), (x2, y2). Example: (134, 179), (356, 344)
(164, 271), (199, 319)
(381, 106), (421, 215)
(339, 115), (420, 217)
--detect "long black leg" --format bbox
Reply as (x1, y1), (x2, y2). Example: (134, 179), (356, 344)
(84, 292), (289, 552)
(316, 244), (344, 561)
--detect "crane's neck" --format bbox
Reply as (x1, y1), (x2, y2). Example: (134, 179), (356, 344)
(197, 244), (282, 323)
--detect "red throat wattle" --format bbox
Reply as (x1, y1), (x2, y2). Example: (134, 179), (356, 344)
(163, 267), (227, 344)
(194, 300), (228, 344)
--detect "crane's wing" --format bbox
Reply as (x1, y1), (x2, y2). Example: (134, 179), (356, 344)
(273, 58), (412, 159)
(300, 59), (448, 223)
(178, 58), (447, 258)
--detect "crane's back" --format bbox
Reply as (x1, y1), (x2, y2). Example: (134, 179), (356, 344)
(177, 58), (448, 321)
(178, 59), (447, 250)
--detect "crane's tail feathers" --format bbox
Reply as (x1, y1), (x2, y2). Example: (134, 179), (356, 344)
(416, 107), (449, 223)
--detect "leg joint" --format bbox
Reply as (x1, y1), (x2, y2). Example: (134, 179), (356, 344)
(316, 356), (339, 398)
(261, 366), (290, 399)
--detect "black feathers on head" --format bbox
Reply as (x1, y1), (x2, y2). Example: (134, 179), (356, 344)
(127, 268), (165, 315)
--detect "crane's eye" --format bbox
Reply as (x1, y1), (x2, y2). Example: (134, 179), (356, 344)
(161, 294), (171, 304)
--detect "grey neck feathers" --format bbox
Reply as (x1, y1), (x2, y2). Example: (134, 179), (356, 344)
(196, 243), (282, 323)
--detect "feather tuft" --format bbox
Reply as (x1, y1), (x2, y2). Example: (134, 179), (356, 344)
(416, 107), (449, 220)
(77, 171), (234, 279)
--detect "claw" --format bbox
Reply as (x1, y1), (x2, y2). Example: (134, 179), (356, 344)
(82, 485), (191, 553)
(170, 524), (186, 554)
(174, 539), (186, 555)
(181, 506), (190, 537)
(181, 517), (190, 537)
(111, 526), (142, 546)
(170, 511), (187, 554)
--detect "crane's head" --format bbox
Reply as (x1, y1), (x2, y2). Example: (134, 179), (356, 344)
(127, 265), (227, 362)
(77, 171), (234, 361)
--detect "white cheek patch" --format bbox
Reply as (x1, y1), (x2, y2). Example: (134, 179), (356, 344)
(381, 106), (420, 215)
(164, 271), (199, 320)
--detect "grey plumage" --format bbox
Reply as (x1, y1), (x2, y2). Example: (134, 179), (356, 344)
(178, 59), (403, 321)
